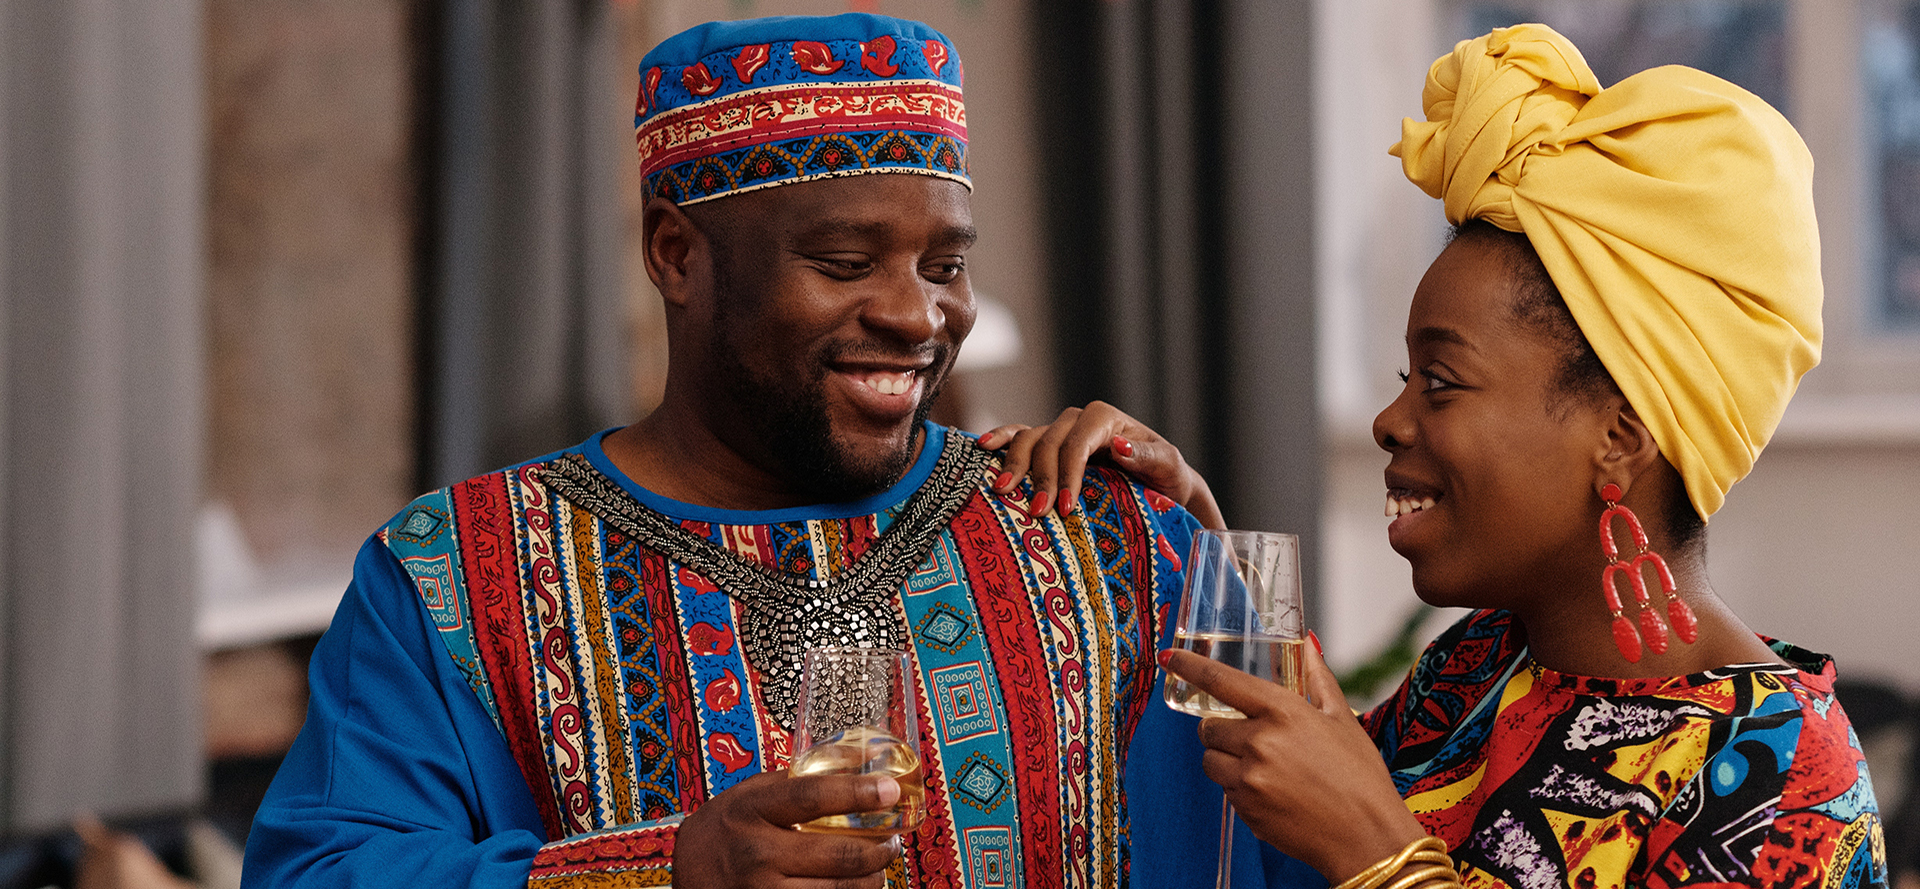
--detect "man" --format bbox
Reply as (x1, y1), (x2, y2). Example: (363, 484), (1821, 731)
(242, 13), (1303, 888)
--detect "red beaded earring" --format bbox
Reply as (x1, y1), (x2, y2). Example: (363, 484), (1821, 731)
(1599, 483), (1700, 662)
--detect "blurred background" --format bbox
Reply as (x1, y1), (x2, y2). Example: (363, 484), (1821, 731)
(1, 0), (1916, 886)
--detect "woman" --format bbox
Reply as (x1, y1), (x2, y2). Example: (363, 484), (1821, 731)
(983, 24), (1887, 889)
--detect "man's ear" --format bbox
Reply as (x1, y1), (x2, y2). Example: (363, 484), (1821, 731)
(1595, 400), (1663, 493)
(643, 196), (703, 308)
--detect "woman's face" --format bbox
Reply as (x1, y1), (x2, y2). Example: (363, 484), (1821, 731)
(1372, 234), (1610, 610)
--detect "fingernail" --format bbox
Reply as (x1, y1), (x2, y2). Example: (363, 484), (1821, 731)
(993, 471), (1014, 490)
(1059, 494), (1075, 516)
(871, 775), (902, 807)
(1157, 650), (1173, 667)
(1308, 630), (1323, 657)
(1112, 436), (1134, 458)
(1031, 490), (1052, 516)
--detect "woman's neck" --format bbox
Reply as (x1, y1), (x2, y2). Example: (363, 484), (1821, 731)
(1513, 557), (1783, 679)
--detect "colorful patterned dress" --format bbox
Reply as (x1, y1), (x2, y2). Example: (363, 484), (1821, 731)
(241, 424), (1314, 889)
(1363, 609), (1887, 889)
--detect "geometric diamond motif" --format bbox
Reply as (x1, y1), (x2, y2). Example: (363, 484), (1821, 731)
(963, 826), (1014, 888)
(393, 505), (449, 546)
(907, 538), (960, 595)
(914, 602), (974, 654)
(930, 662), (997, 743)
(952, 752), (1010, 812)
(401, 553), (462, 631)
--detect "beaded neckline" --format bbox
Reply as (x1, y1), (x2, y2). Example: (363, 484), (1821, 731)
(541, 430), (996, 728)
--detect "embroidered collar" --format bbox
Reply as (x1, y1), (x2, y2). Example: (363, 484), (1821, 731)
(541, 429), (996, 727)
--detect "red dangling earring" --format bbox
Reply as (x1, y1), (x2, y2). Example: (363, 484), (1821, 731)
(1598, 483), (1699, 662)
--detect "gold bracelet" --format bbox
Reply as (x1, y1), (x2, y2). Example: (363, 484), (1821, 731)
(1380, 863), (1458, 889)
(1332, 836), (1460, 889)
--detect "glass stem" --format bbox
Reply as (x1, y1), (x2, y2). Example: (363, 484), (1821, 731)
(1215, 798), (1235, 889)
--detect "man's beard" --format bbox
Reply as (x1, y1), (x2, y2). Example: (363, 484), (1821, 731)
(713, 329), (949, 502)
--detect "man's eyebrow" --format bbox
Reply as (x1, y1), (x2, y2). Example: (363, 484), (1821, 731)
(1408, 325), (1472, 350)
(937, 223), (978, 249)
(788, 218), (978, 248)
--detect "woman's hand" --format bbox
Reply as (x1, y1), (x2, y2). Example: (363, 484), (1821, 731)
(977, 401), (1225, 529)
(1159, 639), (1427, 883)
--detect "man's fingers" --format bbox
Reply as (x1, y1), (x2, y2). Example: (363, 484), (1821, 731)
(757, 773), (902, 828)
(1160, 649), (1287, 719)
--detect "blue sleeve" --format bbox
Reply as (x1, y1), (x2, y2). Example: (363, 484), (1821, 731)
(241, 536), (547, 889)
(1123, 498), (1325, 889)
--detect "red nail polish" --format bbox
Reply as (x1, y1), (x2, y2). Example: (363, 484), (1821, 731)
(1059, 495), (1075, 516)
(1112, 436), (1134, 458)
(1157, 650), (1173, 667)
(1031, 490), (1052, 515)
(1308, 630), (1323, 657)
(993, 471), (1014, 490)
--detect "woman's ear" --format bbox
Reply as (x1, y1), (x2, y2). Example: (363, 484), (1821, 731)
(1596, 401), (1662, 493)
(643, 196), (702, 308)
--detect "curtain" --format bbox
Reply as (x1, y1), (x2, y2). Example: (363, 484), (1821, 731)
(0, 0), (206, 832)
(417, 0), (633, 489)
(1034, 0), (1322, 599)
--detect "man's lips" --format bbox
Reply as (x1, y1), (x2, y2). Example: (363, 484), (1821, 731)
(853, 370), (917, 396)
(831, 364), (928, 419)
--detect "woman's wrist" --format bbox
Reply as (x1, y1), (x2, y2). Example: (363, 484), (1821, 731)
(1329, 835), (1461, 889)
(1316, 814), (1429, 885)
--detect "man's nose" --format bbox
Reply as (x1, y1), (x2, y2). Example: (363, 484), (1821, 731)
(860, 269), (945, 343)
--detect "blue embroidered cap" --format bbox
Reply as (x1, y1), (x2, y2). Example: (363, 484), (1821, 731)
(635, 13), (969, 205)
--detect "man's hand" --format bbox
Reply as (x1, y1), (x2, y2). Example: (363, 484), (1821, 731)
(673, 770), (907, 888)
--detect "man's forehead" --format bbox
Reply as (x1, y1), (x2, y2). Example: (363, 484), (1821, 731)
(709, 174), (975, 242)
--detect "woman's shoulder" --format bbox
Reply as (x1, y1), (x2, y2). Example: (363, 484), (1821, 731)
(1405, 609), (1523, 685)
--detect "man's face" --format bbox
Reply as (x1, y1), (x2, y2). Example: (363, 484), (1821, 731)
(688, 174), (977, 501)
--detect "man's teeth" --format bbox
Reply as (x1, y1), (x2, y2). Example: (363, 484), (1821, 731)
(1384, 495), (1436, 517)
(864, 373), (913, 396)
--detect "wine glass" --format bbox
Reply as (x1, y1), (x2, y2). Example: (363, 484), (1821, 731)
(1162, 529), (1306, 889)
(788, 646), (926, 835)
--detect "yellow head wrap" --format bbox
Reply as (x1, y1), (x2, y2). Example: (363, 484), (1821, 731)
(1391, 24), (1822, 520)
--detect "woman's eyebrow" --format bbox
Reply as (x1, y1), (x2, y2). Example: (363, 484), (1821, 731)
(1408, 325), (1473, 351)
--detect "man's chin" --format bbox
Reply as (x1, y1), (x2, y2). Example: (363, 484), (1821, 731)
(808, 422), (924, 500)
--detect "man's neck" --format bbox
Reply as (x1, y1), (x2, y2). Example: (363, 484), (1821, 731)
(598, 404), (924, 512)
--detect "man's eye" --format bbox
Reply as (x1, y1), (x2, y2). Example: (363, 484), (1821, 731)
(815, 256), (872, 277)
(923, 260), (964, 283)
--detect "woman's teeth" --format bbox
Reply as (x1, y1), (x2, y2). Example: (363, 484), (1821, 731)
(1385, 495), (1436, 517)
(864, 373), (913, 396)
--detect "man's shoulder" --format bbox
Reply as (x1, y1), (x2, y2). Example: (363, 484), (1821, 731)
(1076, 464), (1194, 525)
(376, 439), (595, 549)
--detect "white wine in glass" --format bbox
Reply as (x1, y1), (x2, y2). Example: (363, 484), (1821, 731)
(790, 647), (926, 836)
(1163, 632), (1306, 717)
(1162, 529), (1306, 889)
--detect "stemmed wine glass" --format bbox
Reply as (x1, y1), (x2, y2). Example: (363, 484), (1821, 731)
(1162, 529), (1306, 889)
(788, 646), (927, 835)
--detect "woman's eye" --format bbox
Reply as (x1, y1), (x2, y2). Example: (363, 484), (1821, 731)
(1420, 369), (1456, 391)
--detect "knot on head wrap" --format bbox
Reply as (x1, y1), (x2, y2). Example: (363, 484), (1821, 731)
(1390, 23), (1823, 520)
